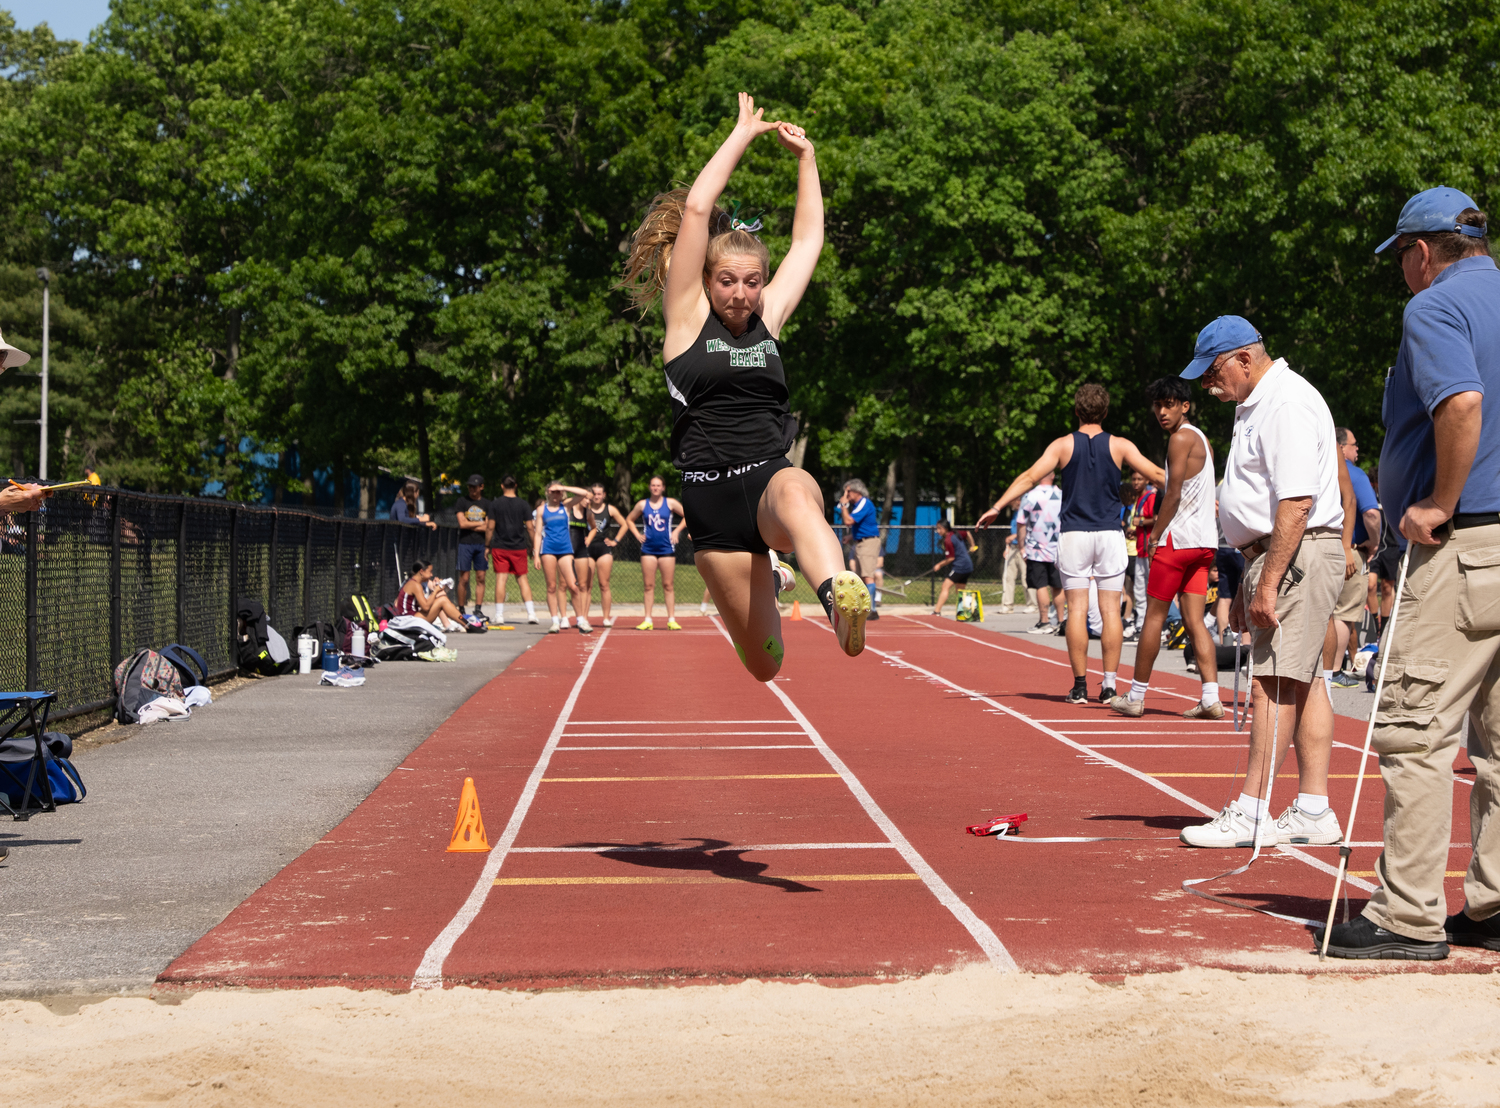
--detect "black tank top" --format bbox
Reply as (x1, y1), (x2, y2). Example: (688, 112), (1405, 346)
(569, 505), (589, 531)
(663, 310), (796, 467)
(592, 508), (617, 542)
(1060, 431), (1122, 532)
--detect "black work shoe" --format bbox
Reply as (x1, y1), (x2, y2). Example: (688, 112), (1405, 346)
(1064, 685), (1089, 705)
(1315, 915), (1448, 961)
(1445, 909), (1500, 951)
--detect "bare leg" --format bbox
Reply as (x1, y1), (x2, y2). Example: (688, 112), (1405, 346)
(757, 469), (846, 589)
(457, 570), (471, 610)
(1178, 591), (1218, 689)
(541, 555), (562, 618)
(558, 555), (586, 621)
(518, 568), (533, 603)
(473, 570), (486, 609)
(640, 555), (658, 621)
(576, 557), (593, 618)
(1035, 585), (1052, 623)
(596, 555), (614, 620)
(424, 594), (464, 624)
(933, 578), (953, 615)
(1064, 588), (1091, 678)
(1098, 588), (1123, 673)
(660, 556), (677, 621)
(1242, 677), (1329, 800)
(698, 550), (782, 681)
(495, 572), (512, 607)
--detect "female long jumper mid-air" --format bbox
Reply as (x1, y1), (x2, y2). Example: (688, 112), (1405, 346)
(619, 92), (871, 679)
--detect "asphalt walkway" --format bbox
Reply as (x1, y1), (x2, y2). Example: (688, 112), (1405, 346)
(0, 627), (539, 1000)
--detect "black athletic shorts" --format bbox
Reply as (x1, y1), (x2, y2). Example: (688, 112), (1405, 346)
(587, 540), (611, 560)
(570, 529), (589, 558)
(1024, 558), (1062, 591)
(1372, 543), (1402, 582)
(1214, 546), (1245, 604)
(680, 456), (793, 555)
(947, 570), (971, 585)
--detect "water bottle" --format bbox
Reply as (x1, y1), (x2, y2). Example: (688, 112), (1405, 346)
(322, 641), (338, 672)
(296, 634), (314, 675)
(351, 626), (366, 658)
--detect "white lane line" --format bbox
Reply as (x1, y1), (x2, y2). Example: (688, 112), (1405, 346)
(411, 629), (612, 990)
(713, 619), (1018, 972)
(1089, 744), (1246, 749)
(510, 842), (897, 854)
(565, 731), (807, 737)
(1024, 719), (1237, 726)
(558, 744), (816, 751)
(568, 719), (791, 725)
(893, 617), (1202, 702)
(817, 624), (1378, 894)
(1052, 730), (1245, 736)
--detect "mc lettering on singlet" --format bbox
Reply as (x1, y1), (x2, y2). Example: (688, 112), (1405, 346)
(706, 338), (778, 367)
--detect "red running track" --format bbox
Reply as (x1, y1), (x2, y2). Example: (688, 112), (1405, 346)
(161, 616), (1487, 989)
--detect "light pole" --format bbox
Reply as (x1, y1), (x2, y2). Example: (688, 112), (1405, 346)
(36, 267), (49, 481)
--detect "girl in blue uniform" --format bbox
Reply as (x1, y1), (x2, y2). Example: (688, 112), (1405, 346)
(532, 483), (593, 634)
(618, 93), (871, 678)
(625, 475), (686, 630)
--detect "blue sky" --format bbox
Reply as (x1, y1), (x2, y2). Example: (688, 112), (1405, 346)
(5, 0), (111, 42)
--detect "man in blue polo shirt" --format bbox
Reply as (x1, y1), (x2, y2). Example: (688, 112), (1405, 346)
(1319, 187), (1500, 960)
(840, 479), (881, 619)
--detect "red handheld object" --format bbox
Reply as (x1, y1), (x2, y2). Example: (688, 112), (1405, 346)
(965, 812), (1028, 837)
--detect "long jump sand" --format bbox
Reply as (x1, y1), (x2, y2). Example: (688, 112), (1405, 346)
(5, 967), (1499, 1106)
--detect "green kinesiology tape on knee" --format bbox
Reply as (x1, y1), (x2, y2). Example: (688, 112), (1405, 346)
(764, 637), (784, 666)
(734, 642), (747, 667)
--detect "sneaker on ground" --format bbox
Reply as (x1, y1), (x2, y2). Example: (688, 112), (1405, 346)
(1183, 700), (1225, 720)
(867, 608), (881, 620)
(560, 617), (570, 629)
(831, 571), (871, 657)
(1097, 686), (1116, 705)
(1123, 629), (1140, 644)
(999, 605), (1014, 614)
(1053, 622), (1066, 636)
(1107, 695), (1144, 718)
(635, 619), (653, 631)
(1179, 801), (1278, 848)
(1445, 910), (1500, 950)
(1274, 804), (1342, 845)
(528, 615), (540, 624)
(547, 620), (561, 634)
(667, 619), (683, 630)
(1064, 685), (1089, 705)
(1021, 604), (1038, 613)
(1332, 671), (1363, 689)
(1026, 622), (1053, 635)
(577, 618), (593, 634)
(1316, 916), (1448, 961)
(602, 618), (614, 628)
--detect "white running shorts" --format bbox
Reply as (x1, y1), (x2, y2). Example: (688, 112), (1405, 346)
(1058, 530), (1129, 592)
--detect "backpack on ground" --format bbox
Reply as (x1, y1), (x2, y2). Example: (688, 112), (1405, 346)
(1164, 619), (1188, 650)
(113, 648), (185, 724)
(295, 621), (338, 651)
(0, 731), (85, 808)
(237, 598), (295, 676)
(955, 589), (982, 623)
(159, 643), (209, 688)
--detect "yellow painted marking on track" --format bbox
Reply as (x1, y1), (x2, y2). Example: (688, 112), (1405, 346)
(493, 873), (922, 886)
(1147, 773), (1364, 778)
(541, 774), (843, 783)
(1349, 871), (1466, 878)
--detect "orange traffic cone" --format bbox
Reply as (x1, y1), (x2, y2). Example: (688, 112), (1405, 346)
(789, 601), (803, 621)
(446, 777), (490, 852)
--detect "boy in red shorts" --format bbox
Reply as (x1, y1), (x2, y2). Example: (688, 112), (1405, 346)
(1109, 379), (1223, 718)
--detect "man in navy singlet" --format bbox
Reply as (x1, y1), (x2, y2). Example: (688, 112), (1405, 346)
(978, 385), (1165, 704)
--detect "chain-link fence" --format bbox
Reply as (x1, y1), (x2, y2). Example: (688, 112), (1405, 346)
(0, 490), (458, 722)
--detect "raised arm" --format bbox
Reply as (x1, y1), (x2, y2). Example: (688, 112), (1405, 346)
(665, 94), (780, 335)
(977, 438), (1068, 527)
(759, 123), (821, 337)
(1118, 439), (1166, 489)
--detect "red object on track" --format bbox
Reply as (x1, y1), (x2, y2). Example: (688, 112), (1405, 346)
(966, 812), (1028, 837)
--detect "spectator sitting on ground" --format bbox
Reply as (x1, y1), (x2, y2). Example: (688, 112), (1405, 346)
(397, 561), (465, 631)
(391, 481), (438, 529)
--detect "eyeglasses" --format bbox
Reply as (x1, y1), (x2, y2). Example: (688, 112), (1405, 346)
(1394, 239), (1422, 262)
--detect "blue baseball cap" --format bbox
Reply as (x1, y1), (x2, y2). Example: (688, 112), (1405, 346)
(1374, 186), (1486, 254)
(1180, 315), (1263, 380)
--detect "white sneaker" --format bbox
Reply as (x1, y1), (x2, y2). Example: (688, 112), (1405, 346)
(999, 606), (1014, 614)
(577, 617), (593, 634)
(1275, 804), (1342, 845)
(560, 617), (570, 629)
(548, 618), (561, 634)
(769, 550), (796, 596)
(602, 618), (614, 628)
(528, 614), (540, 624)
(1179, 801), (1278, 849)
(1022, 605), (1038, 614)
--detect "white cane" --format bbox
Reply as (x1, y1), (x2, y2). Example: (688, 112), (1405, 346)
(1318, 546), (1412, 961)
(1233, 639), (1244, 732)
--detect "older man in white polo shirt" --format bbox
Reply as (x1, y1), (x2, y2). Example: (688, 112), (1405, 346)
(1177, 316), (1348, 848)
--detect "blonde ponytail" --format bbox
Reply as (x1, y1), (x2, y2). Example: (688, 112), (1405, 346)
(621, 189), (770, 311)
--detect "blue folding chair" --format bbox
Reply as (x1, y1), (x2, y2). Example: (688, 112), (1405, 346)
(0, 692), (58, 820)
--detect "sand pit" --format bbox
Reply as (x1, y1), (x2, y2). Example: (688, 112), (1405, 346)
(4, 968), (1498, 1106)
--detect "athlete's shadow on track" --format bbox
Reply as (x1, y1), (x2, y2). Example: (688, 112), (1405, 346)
(564, 838), (820, 893)
(1087, 814), (1201, 831)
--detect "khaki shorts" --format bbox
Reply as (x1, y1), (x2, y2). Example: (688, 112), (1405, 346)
(1332, 555), (1367, 622)
(853, 537), (881, 578)
(1242, 530), (1345, 684)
